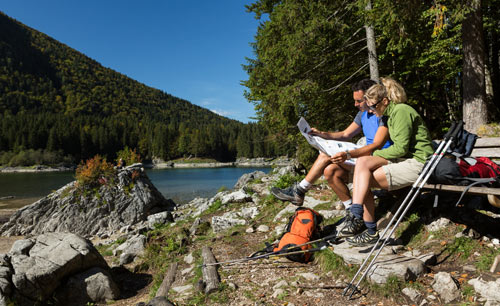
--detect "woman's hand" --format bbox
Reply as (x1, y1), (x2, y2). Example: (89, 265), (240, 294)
(331, 151), (347, 164)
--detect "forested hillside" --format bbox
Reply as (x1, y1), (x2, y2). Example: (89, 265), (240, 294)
(0, 12), (286, 165)
(244, 0), (500, 159)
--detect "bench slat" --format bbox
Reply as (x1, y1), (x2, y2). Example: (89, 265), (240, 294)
(471, 147), (500, 158)
(423, 184), (500, 196)
(474, 137), (500, 147)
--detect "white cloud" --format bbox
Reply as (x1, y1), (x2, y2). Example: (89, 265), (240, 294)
(200, 98), (218, 106)
(210, 109), (232, 117)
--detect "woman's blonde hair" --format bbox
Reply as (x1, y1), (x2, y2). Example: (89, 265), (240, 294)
(364, 83), (387, 103)
(380, 77), (407, 104)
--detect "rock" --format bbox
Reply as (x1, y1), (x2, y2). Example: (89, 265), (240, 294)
(0, 165), (176, 237)
(317, 210), (346, 220)
(234, 171), (266, 189)
(275, 224), (285, 236)
(432, 272), (460, 303)
(298, 272), (319, 281)
(146, 296), (175, 306)
(53, 267), (119, 305)
(246, 227), (255, 233)
(147, 212), (173, 229)
(468, 277), (500, 304)
(184, 253), (194, 265)
(238, 206), (259, 219)
(113, 234), (146, 264)
(218, 189), (253, 204)
(181, 266), (194, 276)
(273, 280), (288, 289)
(9, 232), (108, 303)
(228, 282), (237, 290)
(189, 218), (210, 236)
(172, 284), (193, 294)
(402, 287), (422, 302)
(367, 255), (427, 284)
(8, 240), (34, 256)
(331, 241), (394, 265)
(463, 265), (477, 273)
(0, 255), (12, 296)
(272, 288), (285, 298)
(211, 213), (247, 233)
(256, 225), (269, 232)
(425, 218), (452, 232)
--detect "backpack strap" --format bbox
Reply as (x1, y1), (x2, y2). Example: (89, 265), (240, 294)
(454, 177), (497, 207)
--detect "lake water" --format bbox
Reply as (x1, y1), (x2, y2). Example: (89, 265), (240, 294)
(0, 167), (271, 209)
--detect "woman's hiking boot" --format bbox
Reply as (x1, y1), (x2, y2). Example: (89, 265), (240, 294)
(270, 183), (306, 206)
(338, 215), (365, 237)
(346, 229), (379, 247)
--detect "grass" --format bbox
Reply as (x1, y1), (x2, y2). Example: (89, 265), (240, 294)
(368, 275), (405, 298)
(444, 237), (481, 262)
(272, 173), (305, 189)
(315, 248), (357, 278)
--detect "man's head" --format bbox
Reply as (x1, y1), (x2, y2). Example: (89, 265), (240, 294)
(351, 79), (377, 111)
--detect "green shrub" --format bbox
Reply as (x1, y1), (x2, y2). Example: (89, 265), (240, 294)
(75, 155), (117, 188)
(116, 146), (142, 166)
(273, 173), (304, 189)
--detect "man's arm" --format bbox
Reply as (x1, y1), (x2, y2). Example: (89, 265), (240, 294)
(330, 125), (390, 163)
(310, 121), (362, 141)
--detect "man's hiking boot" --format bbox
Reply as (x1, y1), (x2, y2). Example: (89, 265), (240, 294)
(270, 183), (306, 206)
(338, 215), (365, 237)
(346, 229), (379, 247)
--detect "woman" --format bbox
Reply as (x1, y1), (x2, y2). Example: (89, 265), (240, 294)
(342, 78), (434, 246)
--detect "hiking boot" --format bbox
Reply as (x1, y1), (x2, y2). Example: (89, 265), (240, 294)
(338, 215), (365, 237)
(270, 183), (306, 206)
(346, 229), (380, 247)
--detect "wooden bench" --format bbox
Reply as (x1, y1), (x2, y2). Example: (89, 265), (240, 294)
(422, 137), (500, 207)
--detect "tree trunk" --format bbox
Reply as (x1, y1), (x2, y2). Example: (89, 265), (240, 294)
(462, 0), (487, 133)
(201, 246), (220, 294)
(365, 0), (379, 82)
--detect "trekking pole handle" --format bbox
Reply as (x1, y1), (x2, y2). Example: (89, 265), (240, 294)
(449, 121), (463, 139)
(443, 121), (458, 140)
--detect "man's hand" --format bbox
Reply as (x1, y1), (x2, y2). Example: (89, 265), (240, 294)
(330, 151), (347, 164)
(308, 127), (323, 136)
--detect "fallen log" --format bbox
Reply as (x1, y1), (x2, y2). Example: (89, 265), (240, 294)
(156, 262), (178, 298)
(202, 246), (220, 294)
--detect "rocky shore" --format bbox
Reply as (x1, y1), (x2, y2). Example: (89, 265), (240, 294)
(1, 162), (500, 305)
(149, 156), (294, 169)
(0, 165), (75, 173)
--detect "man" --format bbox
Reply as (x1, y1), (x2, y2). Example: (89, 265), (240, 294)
(271, 79), (392, 229)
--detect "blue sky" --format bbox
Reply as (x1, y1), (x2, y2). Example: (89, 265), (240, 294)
(1, 1), (262, 123)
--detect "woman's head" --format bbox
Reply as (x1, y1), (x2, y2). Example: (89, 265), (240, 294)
(380, 77), (407, 104)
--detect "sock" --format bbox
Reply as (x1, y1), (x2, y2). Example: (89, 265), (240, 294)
(342, 199), (352, 210)
(365, 221), (377, 235)
(299, 179), (312, 191)
(350, 204), (363, 219)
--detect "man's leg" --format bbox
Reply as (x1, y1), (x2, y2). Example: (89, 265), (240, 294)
(323, 163), (352, 209)
(271, 153), (331, 206)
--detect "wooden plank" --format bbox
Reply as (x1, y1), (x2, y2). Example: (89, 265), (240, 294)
(471, 147), (500, 158)
(423, 184), (500, 196)
(202, 246), (220, 294)
(475, 137), (500, 147)
(156, 262), (178, 298)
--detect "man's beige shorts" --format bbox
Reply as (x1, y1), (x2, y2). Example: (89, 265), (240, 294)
(382, 158), (424, 191)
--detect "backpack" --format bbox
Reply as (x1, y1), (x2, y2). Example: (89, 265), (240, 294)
(428, 155), (470, 186)
(459, 157), (500, 182)
(272, 207), (323, 263)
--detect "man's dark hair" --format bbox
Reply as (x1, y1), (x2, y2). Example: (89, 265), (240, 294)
(351, 79), (377, 93)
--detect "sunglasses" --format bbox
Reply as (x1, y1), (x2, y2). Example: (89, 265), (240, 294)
(364, 95), (384, 111)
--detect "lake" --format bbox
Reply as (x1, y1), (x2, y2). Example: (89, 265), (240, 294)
(0, 167), (271, 210)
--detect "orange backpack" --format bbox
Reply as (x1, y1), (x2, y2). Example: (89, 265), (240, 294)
(273, 207), (323, 263)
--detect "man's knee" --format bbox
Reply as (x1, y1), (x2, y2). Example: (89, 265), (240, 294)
(324, 164), (341, 180)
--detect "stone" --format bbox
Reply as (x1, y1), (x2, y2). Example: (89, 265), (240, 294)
(172, 284), (193, 294)
(402, 287), (422, 302)
(228, 282), (237, 290)
(239, 207), (259, 219)
(256, 225), (270, 232)
(146, 296), (175, 306)
(184, 253), (194, 265)
(298, 272), (319, 281)
(53, 267), (120, 305)
(211, 213), (246, 233)
(425, 218), (452, 232)
(468, 277), (500, 304)
(246, 227), (255, 233)
(273, 280), (288, 289)
(0, 165), (176, 238)
(367, 255), (427, 284)
(234, 171), (266, 189)
(272, 288), (285, 298)
(147, 212), (173, 229)
(218, 190), (252, 205)
(463, 265), (477, 273)
(331, 241), (394, 265)
(9, 232), (108, 302)
(8, 239), (34, 256)
(113, 234), (146, 264)
(275, 224), (285, 236)
(181, 266), (194, 276)
(432, 272), (460, 303)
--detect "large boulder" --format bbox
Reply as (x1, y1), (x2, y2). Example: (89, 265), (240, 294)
(0, 164), (175, 237)
(4, 232), (114, 305)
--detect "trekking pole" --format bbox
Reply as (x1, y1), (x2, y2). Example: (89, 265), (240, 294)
(202, 244), (330, 267)
(343, 121), (462, 298)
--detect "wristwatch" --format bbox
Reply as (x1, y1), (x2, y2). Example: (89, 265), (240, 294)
(345, 150), (352, 160)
